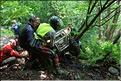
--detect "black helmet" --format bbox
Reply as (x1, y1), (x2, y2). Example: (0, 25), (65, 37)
(49, 16), (63, 30)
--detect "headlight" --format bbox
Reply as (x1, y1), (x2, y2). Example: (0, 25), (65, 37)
(47, 40), (51, 43)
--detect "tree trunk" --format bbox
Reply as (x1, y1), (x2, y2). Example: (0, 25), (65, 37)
(113, 29), (121, 44)
(105, 1), (120, 41)
(110, 1), (120, 40)
(105, 7), (111, 40)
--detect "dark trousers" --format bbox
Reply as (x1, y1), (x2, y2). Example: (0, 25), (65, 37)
(1, 57), (16, 66)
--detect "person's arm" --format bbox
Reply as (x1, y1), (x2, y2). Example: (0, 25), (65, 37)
(10, 50), (21, 58)
(3, 44), (21, 58)
(26, 26), (41, 49)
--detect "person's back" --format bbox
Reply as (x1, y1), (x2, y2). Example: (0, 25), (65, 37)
(35, 23), (56, 47)
(19, 23), (34, 50)
(35, 16), (63, 47)
(36, 23), (55, 37)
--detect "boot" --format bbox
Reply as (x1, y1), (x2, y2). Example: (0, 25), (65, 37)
(53, 55), (63, 74)
(54, 55), (60, 67)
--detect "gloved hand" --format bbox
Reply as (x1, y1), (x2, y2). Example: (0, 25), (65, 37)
(40, 47), (56, 57)
(20, 51), (29, 57)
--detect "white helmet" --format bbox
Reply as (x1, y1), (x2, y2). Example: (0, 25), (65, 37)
(9, 39), (16, 46)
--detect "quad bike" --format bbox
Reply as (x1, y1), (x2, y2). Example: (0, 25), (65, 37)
(39, 27), (81, 71)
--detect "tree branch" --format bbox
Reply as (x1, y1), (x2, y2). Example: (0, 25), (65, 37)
(76, 0), (115, 40)
(99, 0), (102, 8)
(78, 0), (98, 32)
(99, 10), (120, 26)
(89, 0), (98, 13)
(91, 3), (120, 27)
(101, 5), (120, 22)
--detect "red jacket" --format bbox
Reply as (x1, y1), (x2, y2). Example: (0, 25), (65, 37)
(0, 43), (21, 64)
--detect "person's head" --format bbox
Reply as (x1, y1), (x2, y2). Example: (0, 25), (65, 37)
(49, 16), (63, 30)
(29, 16), (40, 28)
(9, 39), (17, 47)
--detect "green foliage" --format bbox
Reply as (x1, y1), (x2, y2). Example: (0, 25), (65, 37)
(112, 44), (120, 64)
(1, 1), (31, 26)
(81, 35), (120, 64)
(0, 1), (89, 27)
(1, 28), (14, 37)
(0, 1), (120, 65)
(100, 41), (113, 54)
(80, 26), (120, 64)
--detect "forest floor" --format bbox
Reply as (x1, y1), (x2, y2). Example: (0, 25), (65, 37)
(0, 36), (120, 80)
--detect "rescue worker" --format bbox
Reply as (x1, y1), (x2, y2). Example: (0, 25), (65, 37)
(35, 16), (63, 70)
(36, 16), (63, 40)
(0, 39), (23, 66)
(18, 16), (42, 70)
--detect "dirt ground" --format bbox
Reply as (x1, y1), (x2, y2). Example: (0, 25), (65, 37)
(0, 36), (120, 80)
(0, 61), (120, 80)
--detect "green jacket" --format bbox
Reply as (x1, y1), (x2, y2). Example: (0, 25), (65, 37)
(35, 23), (55, 39)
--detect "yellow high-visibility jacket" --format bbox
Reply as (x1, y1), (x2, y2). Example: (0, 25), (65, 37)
(35, 23), (55, 39)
